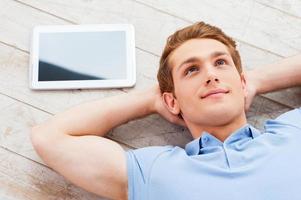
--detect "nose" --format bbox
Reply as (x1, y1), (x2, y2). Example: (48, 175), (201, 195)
(205, 68), (220, 85)
(206, 77), (219, 85)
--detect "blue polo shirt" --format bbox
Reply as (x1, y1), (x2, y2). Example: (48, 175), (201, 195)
(126, 108), (301, 200)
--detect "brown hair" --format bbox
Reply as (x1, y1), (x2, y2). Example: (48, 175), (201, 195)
(157, 21), (242, 94)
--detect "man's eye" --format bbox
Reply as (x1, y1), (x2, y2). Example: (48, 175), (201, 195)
(215, 59), (226, 66)
(185, 66), (199, 76)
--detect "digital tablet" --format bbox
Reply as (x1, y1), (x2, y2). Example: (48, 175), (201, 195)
(29, 24), (136, 90)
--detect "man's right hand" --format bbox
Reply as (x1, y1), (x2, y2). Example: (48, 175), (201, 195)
(151, 84), (187, 127)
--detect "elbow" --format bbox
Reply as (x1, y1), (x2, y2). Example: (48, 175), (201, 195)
(30, 123), (65, 158)
(30, 124), (66, 168)
(30, 124), (55, 156)
(30, 125), (47, 155)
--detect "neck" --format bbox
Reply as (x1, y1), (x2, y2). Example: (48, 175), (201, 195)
(187, 112), (248, 142)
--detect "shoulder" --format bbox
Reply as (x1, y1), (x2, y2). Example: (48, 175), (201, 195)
(274, 107), (301, 128)
(126, 145), (177, 172)
(264, 107), (301, 134)
(276, 107), (301, 120)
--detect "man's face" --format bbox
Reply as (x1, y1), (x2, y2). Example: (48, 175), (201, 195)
(164, 38), (247, 127)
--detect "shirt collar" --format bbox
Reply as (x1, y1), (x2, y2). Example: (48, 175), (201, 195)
(185, 124), (261, 156)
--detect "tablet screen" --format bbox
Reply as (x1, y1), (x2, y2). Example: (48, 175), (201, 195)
(38, 31), (127, 81)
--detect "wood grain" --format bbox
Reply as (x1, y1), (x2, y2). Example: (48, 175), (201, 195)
(0, 0), (300, 199)
(0, 147), (108, 200)
(136, 0), (301, 57)
(257, 0), (301, 18)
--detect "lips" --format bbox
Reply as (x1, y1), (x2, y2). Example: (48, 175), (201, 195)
(201, 88), (229, 99)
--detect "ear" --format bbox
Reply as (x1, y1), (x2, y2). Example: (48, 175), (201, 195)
(162, 92), (181, 115)
(240, 72), (248, 99)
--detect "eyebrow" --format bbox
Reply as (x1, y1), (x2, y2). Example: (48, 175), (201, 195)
(176, 51), (230, 72)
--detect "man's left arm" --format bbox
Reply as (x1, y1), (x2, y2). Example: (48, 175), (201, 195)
(248, 54), (301, 94)
(245, 54), (301, 110)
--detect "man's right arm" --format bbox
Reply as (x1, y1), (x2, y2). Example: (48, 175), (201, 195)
(31, 85), (185, 200)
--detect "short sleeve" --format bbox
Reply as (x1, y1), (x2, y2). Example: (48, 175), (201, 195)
(125, 145), (174, 200)
(274, 107), (301, 129)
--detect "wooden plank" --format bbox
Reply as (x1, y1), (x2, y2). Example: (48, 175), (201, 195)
(0, 95), (14, 111)
(18, 0), (301, 58)
(136, 0), (301, 57)
(0, 93), (46, 164)
(238, 41), (280, 70)
(257, 0), (301, 18)
(263, 87), (301, 108)
(0, 0), (68, 52)
(13, 0), (188, 55)
(0, 147), (107, 200)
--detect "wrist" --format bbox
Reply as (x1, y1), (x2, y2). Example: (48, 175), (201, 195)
(146, 84), (161, 114)
(133, 87), (157, 115)
(246, 70), (261, 95)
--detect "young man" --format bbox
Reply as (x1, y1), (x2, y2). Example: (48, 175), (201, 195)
(31, 22), (301, 200)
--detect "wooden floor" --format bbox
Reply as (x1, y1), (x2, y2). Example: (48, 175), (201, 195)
(0, 0), (301, 199)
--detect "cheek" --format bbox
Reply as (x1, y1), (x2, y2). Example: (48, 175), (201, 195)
(175, 78), (197, 95)
(226, 72), (243, 89)
(175, 83), (199, 109)
(222, 74), (245, 103)
(231, 83), (246, 105)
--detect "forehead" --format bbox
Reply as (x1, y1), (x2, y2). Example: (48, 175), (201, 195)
(168, 38), (231, 69)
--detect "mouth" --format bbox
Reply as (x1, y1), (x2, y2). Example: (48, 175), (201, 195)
(201, 89), (230, 99)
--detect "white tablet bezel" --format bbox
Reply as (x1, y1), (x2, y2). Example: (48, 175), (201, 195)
(29, 24), (136, 90)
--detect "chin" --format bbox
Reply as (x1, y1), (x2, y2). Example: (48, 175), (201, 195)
(201, 107), (242, 125)
(208, 114), (235, 125)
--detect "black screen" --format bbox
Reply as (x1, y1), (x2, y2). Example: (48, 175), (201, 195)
(38, 31), (127, 81)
